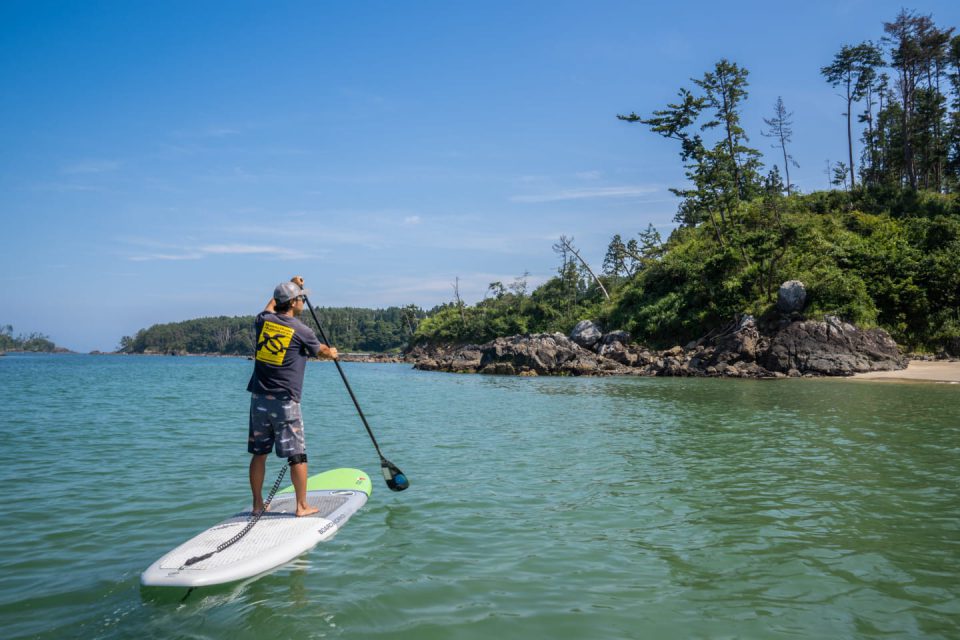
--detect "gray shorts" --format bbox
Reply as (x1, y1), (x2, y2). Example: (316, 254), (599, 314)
(248, 394), (306, 458)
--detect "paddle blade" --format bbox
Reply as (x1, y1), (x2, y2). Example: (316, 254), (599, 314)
(381, 459), (409, 491)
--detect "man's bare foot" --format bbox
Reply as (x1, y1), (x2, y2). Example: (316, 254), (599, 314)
(296, 504), (319, 517)
(252, 502), (271, 514)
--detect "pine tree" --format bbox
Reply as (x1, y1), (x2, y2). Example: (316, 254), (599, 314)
(762, 97), (799, 194)
(821, 42), (884, 190)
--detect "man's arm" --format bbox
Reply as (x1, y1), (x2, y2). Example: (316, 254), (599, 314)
(300, 322), (338, 360)
(263, 275), (304, 313)
(291, 275), (338, 360)
(317, 344), (339, 360)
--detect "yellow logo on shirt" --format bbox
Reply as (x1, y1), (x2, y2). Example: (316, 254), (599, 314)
(255, 321), (295, 365)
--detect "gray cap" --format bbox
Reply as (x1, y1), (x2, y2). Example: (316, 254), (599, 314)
(273, 281), (309, 303)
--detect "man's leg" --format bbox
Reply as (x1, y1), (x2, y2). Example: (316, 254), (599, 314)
(289, 458), (319, 517)
(250, 453), (268, 513)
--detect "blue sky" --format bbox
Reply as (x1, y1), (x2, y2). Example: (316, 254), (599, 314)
(2, 1), (957, 352)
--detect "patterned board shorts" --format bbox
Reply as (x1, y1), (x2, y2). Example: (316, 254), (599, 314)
(248, 393), (306, 457)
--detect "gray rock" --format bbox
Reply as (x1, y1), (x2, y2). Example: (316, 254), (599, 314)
(570, 320), (603, 350)
(763, 317), (905, 375)
(478, 333), (626, 376)
(597, 339), (639, 366)
(600, 330), (631, 346)
(777, 280), (807, 314)
(710, 314), (760, 363)
(411, 309), (908, 380)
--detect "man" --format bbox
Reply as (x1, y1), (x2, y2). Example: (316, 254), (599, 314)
(247, 275), (338, 517)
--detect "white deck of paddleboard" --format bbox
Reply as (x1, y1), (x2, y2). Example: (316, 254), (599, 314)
(141, 489), (367, 588)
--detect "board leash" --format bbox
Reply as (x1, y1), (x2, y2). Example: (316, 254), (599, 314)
(181, 464), (288, 568)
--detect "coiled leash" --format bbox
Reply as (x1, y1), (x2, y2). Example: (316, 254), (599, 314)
(182, 464), (288, 567)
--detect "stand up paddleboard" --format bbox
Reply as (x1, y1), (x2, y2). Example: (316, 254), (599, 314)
(141, 468), (372, 588)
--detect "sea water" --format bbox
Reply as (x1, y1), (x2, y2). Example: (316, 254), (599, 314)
(0, 353), (957, 639)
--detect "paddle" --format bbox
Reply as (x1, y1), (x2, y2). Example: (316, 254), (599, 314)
(303, 295), (410, 492)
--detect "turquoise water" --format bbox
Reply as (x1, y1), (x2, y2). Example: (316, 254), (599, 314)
(0, 353), (958, 639)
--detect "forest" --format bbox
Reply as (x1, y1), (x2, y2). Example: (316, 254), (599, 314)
(118, 306), (426, 355)
(0, 325), (59, 352)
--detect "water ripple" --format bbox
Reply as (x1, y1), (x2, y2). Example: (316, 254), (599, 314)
(0, 355), (957, 639)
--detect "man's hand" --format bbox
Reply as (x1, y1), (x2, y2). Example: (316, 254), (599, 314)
(291, 275), (305, 289)
(321, 346), (339, 360)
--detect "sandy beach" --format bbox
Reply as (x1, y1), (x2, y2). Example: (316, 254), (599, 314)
(851, 360), (960, 384)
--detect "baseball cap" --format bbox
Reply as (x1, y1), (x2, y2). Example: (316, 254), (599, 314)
(273, 281), (310, 303)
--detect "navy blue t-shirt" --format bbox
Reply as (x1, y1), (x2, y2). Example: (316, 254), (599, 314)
(246, 311), (322, 402)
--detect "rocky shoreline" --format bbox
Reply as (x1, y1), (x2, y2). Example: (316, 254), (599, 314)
(407, 280), (924, 378)
(407, 313), (910, 379)
(405, 279), (920, 379)
(86, 282), (953, 377)
(338, 352), (405, 363)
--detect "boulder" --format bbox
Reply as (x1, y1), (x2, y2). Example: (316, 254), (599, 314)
(777, 280), (807, 314)
(764, 315), (906, 375)
(478, 332), (627, 376)
(598, 341), (639, 366)
(448, 347), (483, 372)
(570, 320), (603, 350)
(710, 314), (760, 364)
(597, 332), (641, 366)
(409, 344), (483, 373)
(600, 330), (631, 347)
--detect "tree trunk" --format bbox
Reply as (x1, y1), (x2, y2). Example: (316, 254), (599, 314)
(780, 128), (791, 195)
(718, 72), (743, 199)
(560, 238), (610, 300)
(846, 77), (856, 190)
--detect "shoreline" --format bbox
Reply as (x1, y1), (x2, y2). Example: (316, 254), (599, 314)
(850, 360), (960, 384)
(12, 350), (960, 383)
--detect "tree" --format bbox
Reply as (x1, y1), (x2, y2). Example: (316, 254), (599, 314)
(764, 165), (786, 195)
(762, 97), (799, 194)
(947, 35), (960, 188)
(831, 161), (850, 188)
(693, 59), (763, 201)
(451, 277), (466, 326)
(555, 235), (609, 300)
(619, 59), (762, 245)
(603, 234), (629, 282)
(400, 304), (421, 335)
(861, 70), (890, 186)
(822, 42), (884, 190)
(509, 272), (530, 297)
(486, 281), (507, 300)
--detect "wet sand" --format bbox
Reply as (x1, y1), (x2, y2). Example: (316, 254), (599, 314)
(851, 360), (960, 384)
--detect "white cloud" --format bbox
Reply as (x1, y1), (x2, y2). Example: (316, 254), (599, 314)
(201, 244), (318, 260)
(403, 215), (422, 225)
(200, 244), (287, 255)
(123, 239), (318, 262)
(128, 252), (203, 262)
(61, 160), (121, 174)
(202, 126), (241, 137)
(510, 185), (659, 203)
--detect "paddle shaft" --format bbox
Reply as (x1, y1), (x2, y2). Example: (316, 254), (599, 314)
(303, 296), (386, 460)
